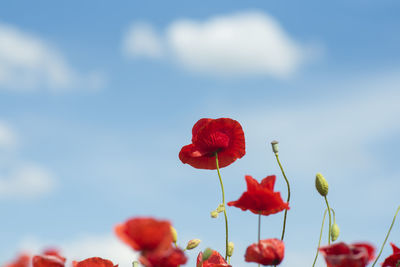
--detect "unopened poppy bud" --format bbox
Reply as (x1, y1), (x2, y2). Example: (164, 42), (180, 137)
(186, 239), (201, 250)
(202, 248), (213, 261)
(227, 242), (234, 257)
(315, 173), (329, 196)
(211, 210), (219, 218)
(271, 140), (279, 154)
(170, 226), (178, 243)
(216, 204), (225, 213)
(330, 223), (340, 241)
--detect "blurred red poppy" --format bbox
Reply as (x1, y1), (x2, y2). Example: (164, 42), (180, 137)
(4, 254), (30, 267)
(32, 254), (66, 267)
(319, 242), (375, 267)
(179, 118), (245, 169)
(196, 250), (231, 267)
(72, 257), (118, 267)
(115, 217), (173, 252)
(227, 175), (289, 215)
(140, 247), (187, 267)
(245, 239), (284, 266)
(382, 243), (400, 267)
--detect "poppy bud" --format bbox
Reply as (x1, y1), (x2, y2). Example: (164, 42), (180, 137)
(330, 223), (340, 241)
(315, 173), (329, 196)
(227, 242), (234, 257)
(170, 226), (178, 243)
(186, 239), (201, 250)
(202, 248), (213, 261)
(271, 140), (279, 154)
(211, 210), (219, 218)
(133, 261), (139, 267)
(216, 204), (225, 213)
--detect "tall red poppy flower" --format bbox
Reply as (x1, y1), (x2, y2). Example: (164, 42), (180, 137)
(245, 239), (285, 266)
(140, 247), (187, 267)
(227, 175), (289, 215)
(72, 257), (118, 267)
(319, 242), (375, 267)
(196, 250), (231, 267)
(4, 254), (30, 267)
(179, 118), (245, 169)
(115, 217), (173, 252)
(382, 243), (400, 267)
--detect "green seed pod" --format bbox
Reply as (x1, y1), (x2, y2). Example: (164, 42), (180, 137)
(271, 140), (279, 154)
(216, 204), (225, 213)
(331, 223), (340, 241)
(186, 239), (201, 250)
(211, 210), (219, 218)
(315, 173), (329, 196)
(170, 226), (178, 243)
(202, 248), (213, 261)
(227, 242), (234, 257)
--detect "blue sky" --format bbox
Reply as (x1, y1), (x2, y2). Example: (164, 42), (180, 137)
(1, 1), (400, 266)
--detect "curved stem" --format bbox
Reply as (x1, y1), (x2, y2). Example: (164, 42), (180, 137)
(215, 153), (229, 261)
(274, 153), (291, 241)
(324, 196), (332, 245)
(312, 208), (329, 267)
(371, 205), (400, 267)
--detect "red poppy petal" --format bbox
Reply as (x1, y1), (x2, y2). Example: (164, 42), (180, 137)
(245, 239), (284, 265)
(192, 118), (212, 138)
(73, 257), (117, 267)
(245, 175), (259, 192)
(114, 223), (140, 250)
(32, 255), (65, 267)
(260, 175), (276, 190)
(391, 243), (400, 254)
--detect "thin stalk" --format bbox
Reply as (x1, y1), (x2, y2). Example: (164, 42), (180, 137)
(312, 208), (328, 267)
(371, 206), (400, 267)
(215, 153), (229, 260)
(324, 196), (332, 245)
(258, 213), (261, 267)
(274, 153), (291, 241)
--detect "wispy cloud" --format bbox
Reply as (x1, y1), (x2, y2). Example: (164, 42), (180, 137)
(0, 120), (57, 199)
(122, 11), (321, 78)
(122, 22), (164, 59)
(0, 23), (106, 92)
(0, 121), (17, 149)
(0, 163), (55, 199)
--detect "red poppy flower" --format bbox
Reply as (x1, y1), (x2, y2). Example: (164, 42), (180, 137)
(115, 217), (173, 252)
(382, 243), (400, 267)
(227, 175), (289, 215)
(32, 254), (66, 267)
(196, 250), (231, 267)
(319, 242), (375, 267)
(4, 254), (30, 267)
(179, 118), (245, 169)
(245, 239), (285, 266)
(72, 257), (118, 267)
(140, 248), (187, 267)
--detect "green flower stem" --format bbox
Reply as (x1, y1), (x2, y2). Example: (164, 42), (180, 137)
(312, 208), (329, 267)
(215, 153), (229, 261)
(324, 196), (332, 245)
(371, 205), (400, 267)
(258, 213), (261, 267)
(273, 153), (291, 241)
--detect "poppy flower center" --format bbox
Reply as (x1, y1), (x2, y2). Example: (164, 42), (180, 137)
(200, 131), (230, 155)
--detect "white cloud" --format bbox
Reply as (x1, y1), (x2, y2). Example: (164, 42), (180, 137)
(123, 11), (317, 77)
(0, 163), (56, 199)
(123, 23), (164, 59)
(0, 23), (105, 92)
(19, 234), (137, 266)
(0, 121), (17, 149)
